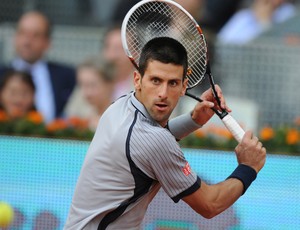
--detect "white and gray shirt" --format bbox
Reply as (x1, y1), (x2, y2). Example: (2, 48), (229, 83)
(64, 92), (201, 230)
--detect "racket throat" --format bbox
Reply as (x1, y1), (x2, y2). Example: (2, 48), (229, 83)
(185, 92), (202, 102)
(185, 92), (228, 119)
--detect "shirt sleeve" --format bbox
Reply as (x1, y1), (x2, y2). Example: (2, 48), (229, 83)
(167, 113), (202, 140)
(131, 128), (201, 202)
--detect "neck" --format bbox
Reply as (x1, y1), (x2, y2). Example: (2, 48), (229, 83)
(253, 1), (275, 24)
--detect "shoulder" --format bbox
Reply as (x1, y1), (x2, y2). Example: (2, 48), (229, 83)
(227, 9), (255, 23)
(217, 9), (258, 44)
(219, 9), (256, 33)
(130, 121), (183, 164)
(0, 65), (12, 78)
(47, 61), (75, 75)
(273, 3), (296, 23)
(132, 116), (179, 152)
(46, 61), (76, 84)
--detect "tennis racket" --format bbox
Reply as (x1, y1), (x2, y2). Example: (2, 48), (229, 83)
(121, 0), (245, 142)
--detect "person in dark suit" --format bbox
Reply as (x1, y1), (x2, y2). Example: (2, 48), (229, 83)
(0, 10), (76, 123)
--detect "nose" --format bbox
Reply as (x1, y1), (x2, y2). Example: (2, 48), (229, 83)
(158, 83), (168, 99)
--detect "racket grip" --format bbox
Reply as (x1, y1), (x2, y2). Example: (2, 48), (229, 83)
(221, 114), (245, 143)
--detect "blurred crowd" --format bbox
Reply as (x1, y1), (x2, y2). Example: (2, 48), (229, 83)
(0, 0), (298, 134)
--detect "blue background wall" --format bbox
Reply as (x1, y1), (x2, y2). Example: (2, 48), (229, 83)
(0, 136), (299, 229)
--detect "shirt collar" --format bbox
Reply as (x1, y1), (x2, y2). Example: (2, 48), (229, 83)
(12, 58), (46, 72)
(130, 92), (162, 127)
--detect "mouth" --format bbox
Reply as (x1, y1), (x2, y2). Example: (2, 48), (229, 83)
(155, 103), (168, 112)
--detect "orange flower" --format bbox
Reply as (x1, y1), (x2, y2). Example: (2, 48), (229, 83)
(0, 110), (9, 122)
(68, 117), (88, 129)
(216, 127), (233, 139)
(260, 126), (274, 141)
(194, 129), (205, 138)
(26, 111), (44, 124)
(46, 119), (68, 132)
(207, 125), (233, 139)
(286, 128), (299, 145)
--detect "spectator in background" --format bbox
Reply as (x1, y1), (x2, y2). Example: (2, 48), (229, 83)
(175, 0), (204, 22)
(102, 25), (135, 100)
(0, 10), (76, 123)
(110, 0), (141, 25)
(217, 0), (297, 44)
(200, 0), (241, 33)
(89, 0), (121, 25)
(174, 0), (220, 65)
(0, 70), (38, 119)
(64, 57), (116, 131)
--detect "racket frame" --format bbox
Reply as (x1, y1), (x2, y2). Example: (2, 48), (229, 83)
(121, 0), (245, 142)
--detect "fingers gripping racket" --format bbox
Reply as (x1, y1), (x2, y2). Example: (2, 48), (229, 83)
(121, 0), (245, 142)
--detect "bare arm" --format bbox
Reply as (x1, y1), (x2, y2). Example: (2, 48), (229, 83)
(183, 130), (266, 219)
(183, 178), (244, 219)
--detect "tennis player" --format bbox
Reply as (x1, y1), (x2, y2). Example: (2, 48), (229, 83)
(64, 37), (266, 230)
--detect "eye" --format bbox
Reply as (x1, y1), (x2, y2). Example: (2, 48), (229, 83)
(169, 80), (179, 87)
(151, 77), (160, 85)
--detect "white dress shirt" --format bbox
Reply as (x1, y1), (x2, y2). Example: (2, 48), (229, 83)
(217, 3), (296, 45)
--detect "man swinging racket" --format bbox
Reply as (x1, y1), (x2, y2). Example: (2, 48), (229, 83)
(64, 1), (266, 229)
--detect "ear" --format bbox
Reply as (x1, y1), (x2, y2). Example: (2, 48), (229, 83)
(133, 71), (142, 91)
(181, 77), (188, 96)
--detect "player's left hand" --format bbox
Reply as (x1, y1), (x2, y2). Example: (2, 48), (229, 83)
(191, 85), (231, 126)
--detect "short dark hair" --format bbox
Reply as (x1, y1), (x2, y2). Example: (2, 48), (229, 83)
(138, 37), (188, 78)
(0, 69), (35, 92)
(0, 69), (36, 111)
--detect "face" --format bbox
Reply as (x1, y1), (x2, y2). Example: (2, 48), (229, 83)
(77, 67), (114, 109)
(255, 0), (284, 9)
(14, 12), (50, 63)
(270, 0), (284, 8)
(103, 29), (131, 70)
(0, 76), (34, 118)
(134, 60), (188, 127)
(175, 0), (203, 19)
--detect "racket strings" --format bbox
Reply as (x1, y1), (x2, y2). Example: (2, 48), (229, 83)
(125, 1), (207, 88)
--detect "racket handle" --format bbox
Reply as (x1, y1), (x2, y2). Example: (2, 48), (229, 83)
(221, 114), (245, 143)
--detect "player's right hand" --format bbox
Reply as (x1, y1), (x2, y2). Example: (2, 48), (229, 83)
(191, 85), (232, 126)
(234, 130), (266, 173)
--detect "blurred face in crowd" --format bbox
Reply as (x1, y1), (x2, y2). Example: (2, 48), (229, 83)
(77, 66), (114, 111)
(258, 0), (285, 8)
(103, 28), (132, 77)
(175, 0), (204, 20)
(14, 12), (50, 64)
(0, 74), (35, 118)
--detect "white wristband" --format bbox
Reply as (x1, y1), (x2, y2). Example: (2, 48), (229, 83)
(168, 113), (202, 140)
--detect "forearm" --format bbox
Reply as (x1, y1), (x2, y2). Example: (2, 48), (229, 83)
(167, 113), (202, 140)
(204, 179), (244, 217)
(183, 178), (244, 219)
(184, 164), (257, 219)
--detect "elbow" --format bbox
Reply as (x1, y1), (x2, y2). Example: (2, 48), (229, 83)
(201, 211), (218, 219)
(196, 203), (222, 219)
(200, 210), (218, 219)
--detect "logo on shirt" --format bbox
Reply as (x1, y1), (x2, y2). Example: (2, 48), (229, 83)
(182, 162), (191, 176)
